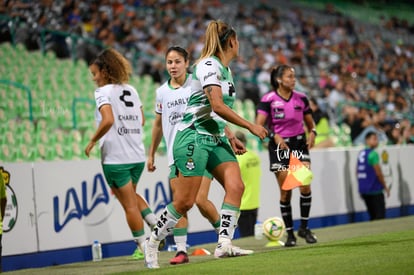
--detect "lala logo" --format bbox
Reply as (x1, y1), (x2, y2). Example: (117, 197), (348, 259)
(53, 173), (112, 232)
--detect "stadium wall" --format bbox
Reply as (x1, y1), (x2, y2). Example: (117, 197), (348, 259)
(2, 145), (414, 271)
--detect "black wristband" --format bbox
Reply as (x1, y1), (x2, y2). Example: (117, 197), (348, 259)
(311, 128), (317, 136)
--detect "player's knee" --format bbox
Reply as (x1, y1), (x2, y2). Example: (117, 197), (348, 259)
(280, 190), (291, 202)
(174, 198), (195, 214)
(300, 185), (311, 194)
(195, 196), (204, 208)
(226, 180), (244, 197)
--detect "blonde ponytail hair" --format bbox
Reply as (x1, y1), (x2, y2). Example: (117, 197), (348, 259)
(195, 20), (236, 65)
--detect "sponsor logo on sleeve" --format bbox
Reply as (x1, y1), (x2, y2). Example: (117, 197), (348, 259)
(204, 72), (217, 81)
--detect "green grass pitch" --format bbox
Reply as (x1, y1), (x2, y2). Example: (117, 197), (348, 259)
(6, 216), (414, 275)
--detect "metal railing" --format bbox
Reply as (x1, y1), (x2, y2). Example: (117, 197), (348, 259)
(0, 79), (33, 122)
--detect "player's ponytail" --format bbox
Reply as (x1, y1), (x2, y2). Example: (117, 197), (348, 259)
(196, 20), (236, 64)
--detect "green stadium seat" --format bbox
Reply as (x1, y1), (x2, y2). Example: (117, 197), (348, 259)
(243, 99), (256, 121)
(17, 129), (35, 146)
(54, 143), (69, 160)
(15, 143), (37, 162)
(57, 111), (74, 130)
(5, 99), (19, 119)
(82, 128), (95, 144)
(34, 130), (55, 145)
(62, 144), (75, 160)
(16, 118), (35, 133)
(36, 118), (52, 132)
(0, 107), (8, 125)
(234, 99), (244, 114)
(71, 141), (88, 160)
(1, 144), (17, 162)
(4, 130), (17, 146)
(52, 128), (67, 144)
(0, 123), (7, 136)
(0, 89), (7, 105)
(89, 145), (100, 159)
(35, 143), (57, 161)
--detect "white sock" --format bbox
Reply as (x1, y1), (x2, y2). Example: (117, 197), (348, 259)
(173, 227), (188, 253)
(218, 203), (239, 244)
(151, 203), (182, 242)
(141, 208), (157, 227)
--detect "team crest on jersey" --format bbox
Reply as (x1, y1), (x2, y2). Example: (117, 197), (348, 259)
(185, 158), (195, 170)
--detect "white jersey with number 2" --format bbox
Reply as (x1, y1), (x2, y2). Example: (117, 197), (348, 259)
(155, 74), (192, 166)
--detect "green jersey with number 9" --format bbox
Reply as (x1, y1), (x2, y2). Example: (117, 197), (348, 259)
(178, 56), (235, 136)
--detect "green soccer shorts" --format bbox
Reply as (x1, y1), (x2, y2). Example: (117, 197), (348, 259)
(102, 162), (145, 188)
(172, 127), (237, 177)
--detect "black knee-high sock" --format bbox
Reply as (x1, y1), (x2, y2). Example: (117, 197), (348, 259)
(280, 201), (293, 236)
(300, 192), (312, 229)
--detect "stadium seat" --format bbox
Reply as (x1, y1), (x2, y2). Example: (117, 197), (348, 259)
(0, 107), (8, 126)
(71, 141), (88, 160)
(35, 143), (57, 161)
(243, 99), (256, 122)
(15, 143), (37, 162)
(35, 131), (53, 146)
(54, 143), (69, 160)
(52, 128), (67, 144)
(89, 145), (100, 159)
(57, 111), (75, 130)
(1, 144), (17, 162)
(17, 129), (35, 146)
(69, 129), (83, 143)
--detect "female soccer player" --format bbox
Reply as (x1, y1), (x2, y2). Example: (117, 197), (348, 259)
(84, 48), (153, 258)
(144, 20), (268, 269)
(256, 65), (318, 247)
(147, 46), (221, 265)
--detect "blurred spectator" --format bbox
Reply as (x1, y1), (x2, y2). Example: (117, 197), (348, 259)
(1, 0), (413, 150)
(387, 119), (412, 145)
(256, 63), (272, 99)
(407, 124), (414, 144)
(344, 105), (388, 146)
(309, 97), (334, 148)
(326, 80), (345, 113)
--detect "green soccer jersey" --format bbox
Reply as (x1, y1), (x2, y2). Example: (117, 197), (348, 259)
(178, 56), (235, 136)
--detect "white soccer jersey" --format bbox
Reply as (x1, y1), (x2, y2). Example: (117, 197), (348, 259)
(179, 56), (236, 136)
(94, 84), (145, 164)
(155, 74), (191, 165)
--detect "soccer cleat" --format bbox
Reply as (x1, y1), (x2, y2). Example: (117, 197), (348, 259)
(170, 251), (189, 265)
(284, 235), (297, 247)
(131, 248), (144, 260)
(214, 242), (253, 258)
(298, 228), (317, 244)
(144, 239), (160, 269)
